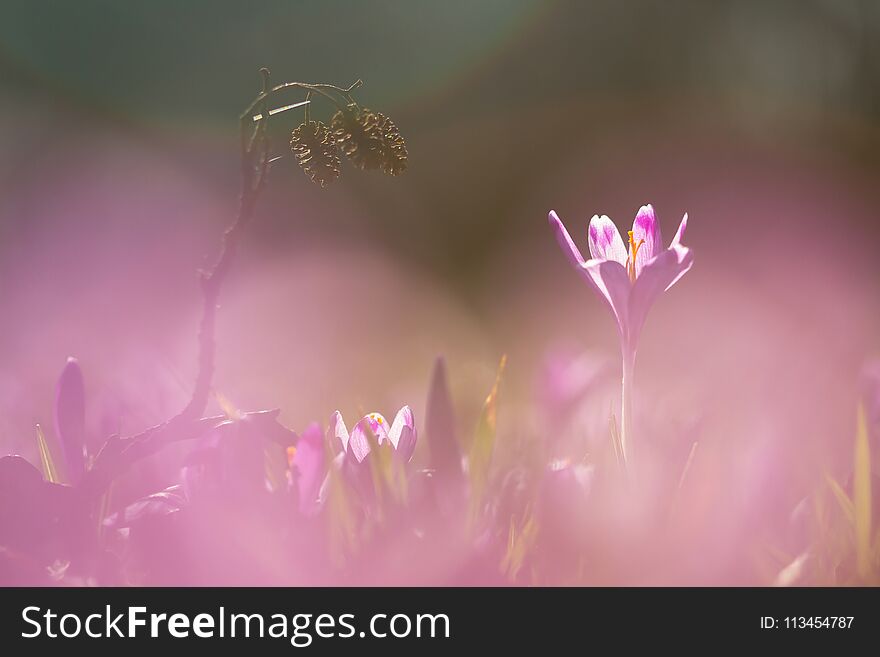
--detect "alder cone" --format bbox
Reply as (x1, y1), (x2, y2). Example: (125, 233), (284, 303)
(289, 121), (341, 188)
(331, 105), (408, 176)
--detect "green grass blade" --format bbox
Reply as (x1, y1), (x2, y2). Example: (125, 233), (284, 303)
(467, 355), (506, 523)
(35, 423), (63, 484)
(854, 404), (872, 579)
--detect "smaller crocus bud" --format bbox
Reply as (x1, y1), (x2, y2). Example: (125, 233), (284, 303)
(54, 357), (86, 484)
(331, 406), (418, 507)
(334, 406), (417, 465)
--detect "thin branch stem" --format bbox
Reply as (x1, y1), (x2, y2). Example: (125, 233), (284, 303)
(252, 99), (311, 122)
(82, 71), (362, 496)
(177, 68), (271, 424)
(241, 79), (362, 120)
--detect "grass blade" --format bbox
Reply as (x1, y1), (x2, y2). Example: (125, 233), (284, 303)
(35, 423), (63, 484)
(854, 404), (872, 579)
(468, 355), (507, 523)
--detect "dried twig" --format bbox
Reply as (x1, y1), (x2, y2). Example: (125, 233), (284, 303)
(82, 71), (381, 495)
(177, 67), (273, 424)
(83, 69), (282, 495)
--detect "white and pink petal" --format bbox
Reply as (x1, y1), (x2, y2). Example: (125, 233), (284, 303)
(630, 204), (664, 278)
(587, 214), (628, 265)
(389, 405), (417, 462)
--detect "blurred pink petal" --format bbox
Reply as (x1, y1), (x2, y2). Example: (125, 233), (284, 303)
(291, 422), (326, 516)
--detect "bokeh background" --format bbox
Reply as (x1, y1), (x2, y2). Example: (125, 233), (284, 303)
(1, 0), (879, 581)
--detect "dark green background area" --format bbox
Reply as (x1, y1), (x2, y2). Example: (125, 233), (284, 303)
(3, 0), (878, 290)
(0, 0), (540, 120)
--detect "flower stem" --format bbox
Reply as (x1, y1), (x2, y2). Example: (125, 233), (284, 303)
(620, 349), (635, 467)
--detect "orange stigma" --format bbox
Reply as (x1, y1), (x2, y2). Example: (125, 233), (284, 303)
(626, 230), (645, 283)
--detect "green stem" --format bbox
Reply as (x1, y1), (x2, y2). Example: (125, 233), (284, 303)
(620, 348), (635, 467)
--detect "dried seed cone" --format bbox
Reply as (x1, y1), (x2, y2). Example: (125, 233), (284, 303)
(330, 105), (383, 171)
(289, 120), (341, 188)
(331, 105), (408, 176)
(371, 111), (408, 176)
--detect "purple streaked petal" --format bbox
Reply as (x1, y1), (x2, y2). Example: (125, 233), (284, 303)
(548, 210), (586, 267)
(331, 410), (349, 453)
(389, 405), (417, 462)
(630, 204), (663, 278)
(292, 422), (325, 516)
(587, 214), (627, 265)
(387, 405), (413, 448)
(628, 242), (693, 347)
(347, 421), (371, 463)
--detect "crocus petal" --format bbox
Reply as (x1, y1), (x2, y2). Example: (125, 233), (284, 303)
(671, 212), (688, 248)
(548, 211), (587, 267)
(389, 405), (417, 462)
(630, 204), (663, 278)
(549, 211), (630, 337)
(348, 413), (390, 463)
(665, 214), (690, 291)
(587, 214), (628, 265)
(292, 422), (325, 516)
(367, 413), (392, 445)
(582, 258), (631, 338)
(627, 242), (693, 348)
(346, 422), (371, 463)
(331, 411), (349, 453)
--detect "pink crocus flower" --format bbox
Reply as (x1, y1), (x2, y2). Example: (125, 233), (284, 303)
(332, 406), (417, 464)
(548, 205), (693, 463)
